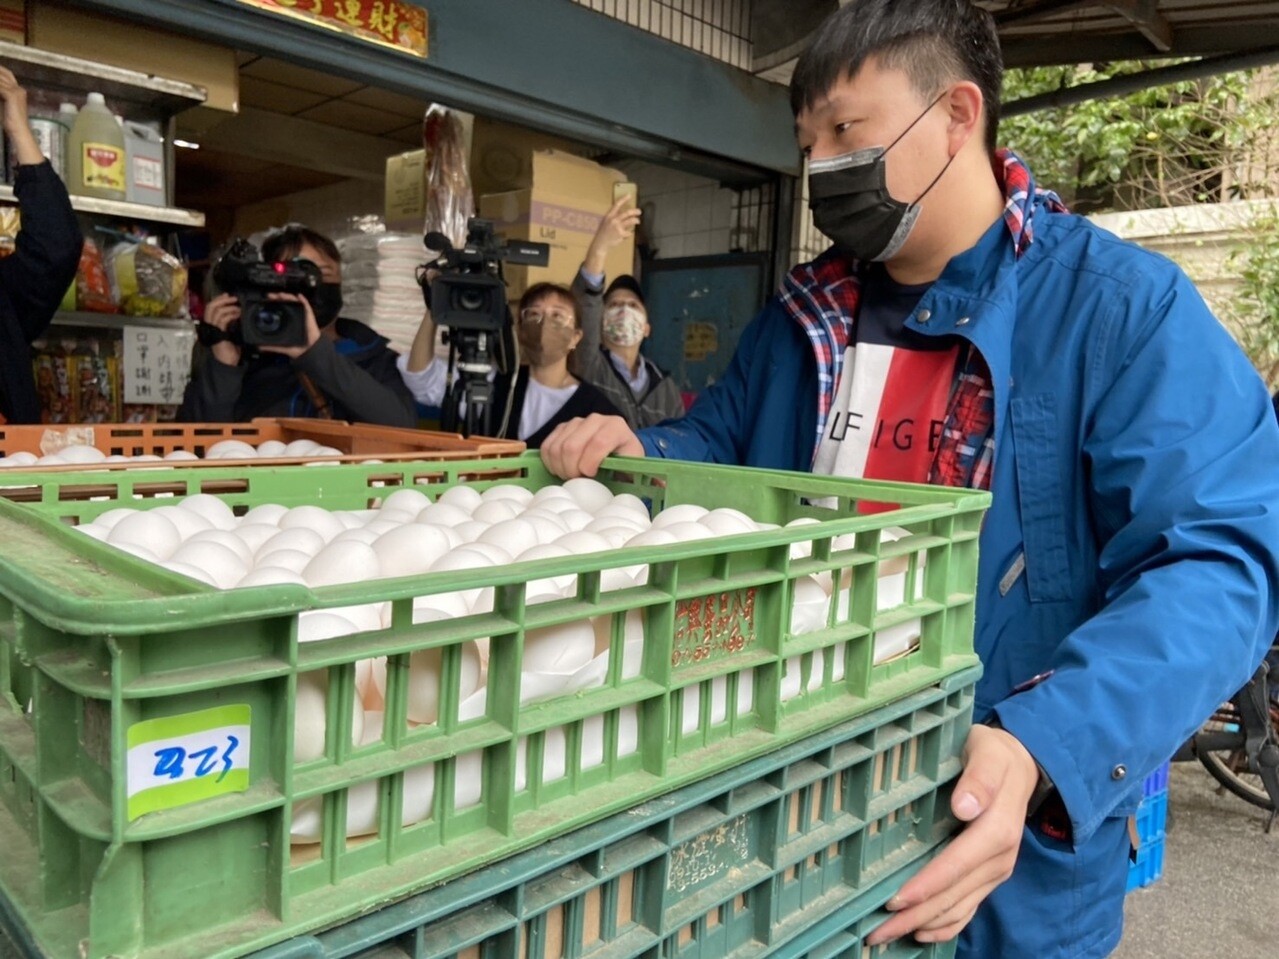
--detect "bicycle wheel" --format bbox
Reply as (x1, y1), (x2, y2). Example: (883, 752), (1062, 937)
(1197, 702), (1279, 810)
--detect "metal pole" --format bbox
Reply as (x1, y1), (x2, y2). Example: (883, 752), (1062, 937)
(1003, 46), (1279, 116)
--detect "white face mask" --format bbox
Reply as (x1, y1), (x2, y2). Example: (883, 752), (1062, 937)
(604, 304), (646, 347)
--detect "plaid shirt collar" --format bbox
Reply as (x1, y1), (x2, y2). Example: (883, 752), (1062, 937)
(781, 149), (1065, 464)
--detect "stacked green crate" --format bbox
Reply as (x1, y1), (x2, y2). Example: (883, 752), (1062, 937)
(0, 455), (987, 958)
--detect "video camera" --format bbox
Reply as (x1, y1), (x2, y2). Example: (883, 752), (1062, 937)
(421, 218), (550, 332)
(418, 219), (549, 438)
(208, 238), (322, 348)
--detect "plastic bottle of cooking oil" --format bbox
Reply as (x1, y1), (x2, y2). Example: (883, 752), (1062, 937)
(66, 92), (126, 200)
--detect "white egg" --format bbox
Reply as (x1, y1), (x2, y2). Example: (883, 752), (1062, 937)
(476, 518), (540, 558)
(531, 497), (582, 517)
(480, 484), (534, 506)
(523, 618), (596, 674)
(371, 524), (455, 579)
(108, 510), (181, 560)
(585, 515), (645, 535)
(185, 529), (255, 565)
(294, 669), (365, 763)
(521, 511), (570, 545)
(259, 529), (327, 560)
(403, 640), (483, 724)
(35, 454), (66, 466)
(591, 609), (645, 669)
(75, 523), (110, 542)
(161, 560), (219, 587)
(786, 517), (822, 560)
(56, 444), (106, 464)
(624, 529), (679, 549)
(170, 541), (247, 589)
(437, 485), (483, 513)
(516, 544), (576, 596)
(373, 508), (416, 527)
(236, 566), (306, 588)
(164, 450), (199, 461)
(303, 542), (380, 587)
(457, 542), (511, 565)
(254, 548), (314, 575)
(283, 439), (322, 457)
(241, 503), (289, 527)
(416, 502), (473, 528)
(330, 527), (381, 547)
(332, 603), (387, 632)
(660, 522), (717, 543)
(515, 726), (569, 789)
(114, 541), (161, 564)
(597, 493), (650, 522)
(5, 451), (38, 466)
(134, 454), (164, 463)
(562, 477), (614, 513)
(205, 439), (258, 460)
(553, 530), (613, 555)
(234, 523), (280, 554)
(557, 509), (594, 532)
(471, 499), (520, 525)
(699, 508), (758, 537)
(279, 506), (345, 542)
(93, 507), (137, 532)
(150, 505), (213, 541)
(529, 485), (573, 507)
(297, 611), (361, 643)
(452, 521), (489, 544)
(469, 589), (496, 614)
(255, 440), (288, 458)
(592, 527), (639, 550)
(103, 454), (130, 463)
(179, 494), (238, 530)
(790, 575), (831, 635)
(412, 590), (472, 623)
(651, 504), (710, 528)
(381, 488), (432, 515)
(600, 567), (636, 592)
(429, 549), (493, 610)
(312, 446), (343, 457)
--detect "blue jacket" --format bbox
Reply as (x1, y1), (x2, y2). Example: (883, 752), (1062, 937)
(639, 207), (1279, 957)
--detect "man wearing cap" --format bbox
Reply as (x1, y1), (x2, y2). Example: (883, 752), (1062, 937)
(571, 197), (685, 430)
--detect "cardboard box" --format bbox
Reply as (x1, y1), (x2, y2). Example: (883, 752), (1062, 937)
(385, 147), (427, 233)
(0, 0), (25, 45)
(478, 150), (635, 301)
(470, 115), (580, 197)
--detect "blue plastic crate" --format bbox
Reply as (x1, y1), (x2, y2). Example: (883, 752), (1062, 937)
(1134, 790), (1168, 845)
(1126, 831), (1167, 892)
(1142, 761), (1171, 798)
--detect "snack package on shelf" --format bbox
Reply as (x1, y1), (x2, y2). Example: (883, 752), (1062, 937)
(106, 240), (188, 318)
(0, 208), (19, 259)
(75, 239), (118, 313)
(72, 348), (120, 423)
(32, 345), (75, 423)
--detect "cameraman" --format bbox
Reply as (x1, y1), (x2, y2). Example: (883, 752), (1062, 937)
(401, 281), (620, 447)
(569, 197), (684, 429)
(179, 225), (415, 426)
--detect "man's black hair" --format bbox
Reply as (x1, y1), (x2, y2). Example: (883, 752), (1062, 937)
(789, 0), (1003, 154)
(262, 223), (342, 266)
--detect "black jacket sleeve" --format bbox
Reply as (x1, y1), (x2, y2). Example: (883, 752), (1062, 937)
(0, 161), (81, 343)
(178, 348), (246, 422)
(292, 336), (416, 427)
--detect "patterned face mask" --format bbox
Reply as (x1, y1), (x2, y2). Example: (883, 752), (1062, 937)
(603, 304), (646, 347)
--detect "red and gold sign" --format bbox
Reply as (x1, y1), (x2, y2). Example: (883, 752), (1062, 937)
(237, 0), (427, 58)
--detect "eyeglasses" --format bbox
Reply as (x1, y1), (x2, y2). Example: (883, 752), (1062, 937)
(520, 307), (575, 328)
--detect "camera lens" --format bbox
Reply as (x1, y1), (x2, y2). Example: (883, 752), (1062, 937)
(458, 288), (486, 313)
(255, 306), (285, 335)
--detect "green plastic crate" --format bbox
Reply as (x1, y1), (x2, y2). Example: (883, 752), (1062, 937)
(0, 454), (987, 959)
(216, 668), (970, 959)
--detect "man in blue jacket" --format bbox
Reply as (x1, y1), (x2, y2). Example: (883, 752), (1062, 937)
(542, 1), (1279, 956)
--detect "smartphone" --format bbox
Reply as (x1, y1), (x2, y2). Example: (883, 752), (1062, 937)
(613, 181), (639, 208)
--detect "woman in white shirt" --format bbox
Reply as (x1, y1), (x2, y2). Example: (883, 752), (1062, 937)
(400, 282), (621, 447)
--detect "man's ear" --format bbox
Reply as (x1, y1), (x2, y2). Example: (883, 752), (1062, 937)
(944, 80), (984, 155)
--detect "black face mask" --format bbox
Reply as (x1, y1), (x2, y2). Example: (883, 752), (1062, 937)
(312, 282), (343, 328)
(807, 93), (953, 262)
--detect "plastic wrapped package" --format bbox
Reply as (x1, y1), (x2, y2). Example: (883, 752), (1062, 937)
(75, 239), (117, 313)
(423, 105), (473, 249)
(106, 240), (188, 318)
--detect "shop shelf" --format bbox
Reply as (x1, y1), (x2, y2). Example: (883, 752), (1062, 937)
(0, 455), (987, 958)
(0, 417), (524, 489)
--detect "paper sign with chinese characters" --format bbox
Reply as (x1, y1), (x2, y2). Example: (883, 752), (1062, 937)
(237, 0), (428, 57)
(123, 326), (195, 405)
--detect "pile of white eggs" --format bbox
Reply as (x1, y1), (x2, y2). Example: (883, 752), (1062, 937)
(71, 479), (924, 842)
(0, 438), (345, 469)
